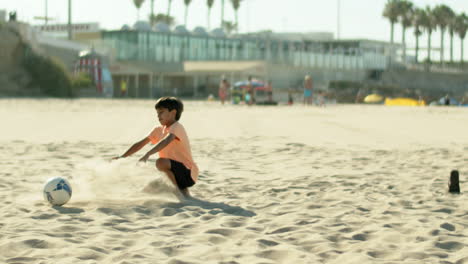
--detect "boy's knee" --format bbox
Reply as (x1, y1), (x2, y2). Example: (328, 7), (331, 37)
(155, 158), (170, 171)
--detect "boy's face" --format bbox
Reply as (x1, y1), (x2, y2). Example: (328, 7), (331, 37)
(156, 107), (176, 126)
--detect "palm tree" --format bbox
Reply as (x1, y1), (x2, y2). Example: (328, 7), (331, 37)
(207, 0), (215, 29)
(455, 13), (468, 64)
(150, 13), (175, 26)
(220, 0), (226, 27)
(413, 8), (427, 63)
(448, 14), (457, 63)
(166, 0), (173, 21)
(383, 0), (401, 45)
(149, 0), (155, 26)
(432, 4), (455, 64)
(133, 0), (145, 21)
(399, 0), (413, 63)
(222, 20), (237, 35)
(423, 6), (437, 63)
(184, 0), (192, 26)
(230, 0), (242, 33)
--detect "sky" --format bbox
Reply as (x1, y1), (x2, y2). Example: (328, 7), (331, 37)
(3, 0), (468, 60)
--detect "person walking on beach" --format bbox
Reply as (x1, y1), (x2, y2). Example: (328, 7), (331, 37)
(120, 79), (127, 97)
(303, 75), (313, 105)
(246, 76), (256, 105)
(219, 78), (230, 105)
(113, 97), (198, 198)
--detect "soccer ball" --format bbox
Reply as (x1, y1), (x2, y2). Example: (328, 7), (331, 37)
(43, 177), (72, 206)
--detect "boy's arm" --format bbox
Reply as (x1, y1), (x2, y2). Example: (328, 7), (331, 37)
(114, 137), (151, 159)
(139, 133), (176, 162)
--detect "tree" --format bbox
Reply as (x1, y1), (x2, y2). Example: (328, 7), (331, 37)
(448, 14), (457, 63)
(221, 20), (237, 35)
(220, 0), (225, 27)
(423, 6), (437, 63)
(455, 13), (468, 64)
(432, 4), (455, 63)
(184, 0), (192, 26)
(413, 8), (427, 63)
(207, 0), (215, 29)
(166, 0), (173, 20)
(383, 0), (401, 45)
(230, 0), (242, 33)
(133, 0), (145, 21)
(398, 0), (413, 63)
(149, 13), (175, 26)
(150, 0), (155, 27)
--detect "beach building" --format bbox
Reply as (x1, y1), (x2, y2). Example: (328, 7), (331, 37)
(99, 24), (401, 98)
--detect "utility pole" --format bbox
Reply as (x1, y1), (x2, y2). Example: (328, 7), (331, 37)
(34, 0), (54, 25)
(68, 0), (72, 40)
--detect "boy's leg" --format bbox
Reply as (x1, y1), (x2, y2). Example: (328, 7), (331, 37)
(155, 158), (178, 187)
(180, 188), (191, 198)
(156, 158), (193, 198)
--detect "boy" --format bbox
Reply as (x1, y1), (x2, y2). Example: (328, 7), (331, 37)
(114, 97), (198, 197)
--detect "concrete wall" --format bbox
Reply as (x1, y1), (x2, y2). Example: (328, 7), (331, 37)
(381, 69), (468, 96)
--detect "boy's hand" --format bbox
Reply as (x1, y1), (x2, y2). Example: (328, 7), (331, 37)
(139, 154), (150, 163)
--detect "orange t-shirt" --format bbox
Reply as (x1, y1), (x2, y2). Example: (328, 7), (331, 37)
(147, 122), (199, 182)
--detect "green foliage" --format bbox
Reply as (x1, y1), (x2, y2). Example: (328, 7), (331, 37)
(21, 45), (75, 97)
(149, 13), (176, 26)
(71, 72), (93, 89)
(221, 20), (237, 35)
(383, 0), (401, 24)
(133, 0), (145, 9)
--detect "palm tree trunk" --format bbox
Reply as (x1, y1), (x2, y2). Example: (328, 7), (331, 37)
(151, 0), (155, 26)
(184, 5), (189, 26)
(415, 35), (419, 63)
(207, 8), (211, 30)
(462, 38), (465, 64)
(167, 0), (172, 19)
(428, 32), (432, 62)
(390, 22), (394, 44)
(450, 34), (454, 63)
(402, 27), (406, 63)
(221, 0), (225, 27)
(440, 30), (445, 64)
(235, 11), (239, 33)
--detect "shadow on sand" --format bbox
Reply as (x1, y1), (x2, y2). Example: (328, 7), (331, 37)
(168, 197), (256, 217)
(52, 206), (85, 214)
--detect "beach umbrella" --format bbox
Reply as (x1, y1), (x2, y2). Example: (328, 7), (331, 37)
(234, 80), (265, 88)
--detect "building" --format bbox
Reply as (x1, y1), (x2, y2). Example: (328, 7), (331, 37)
(100, 24), (402, 99)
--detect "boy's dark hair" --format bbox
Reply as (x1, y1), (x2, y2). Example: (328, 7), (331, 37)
(155, 97), (184, 121)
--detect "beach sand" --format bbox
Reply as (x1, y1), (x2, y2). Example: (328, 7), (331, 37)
(0, 99), (467, 264)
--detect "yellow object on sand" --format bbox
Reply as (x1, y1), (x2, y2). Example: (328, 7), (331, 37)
(384, 98), (426, 106)
(364, 94), (384, 103)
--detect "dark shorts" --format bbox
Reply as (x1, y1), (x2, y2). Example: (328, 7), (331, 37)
(170, 159), (195, 189)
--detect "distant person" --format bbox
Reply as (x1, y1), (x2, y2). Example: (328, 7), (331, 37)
(355, 88), (365, 103)
(288, 88), (294, 105)
(303, 75), (313, 105)
(113, 97), (198, 198)
(120, 79), (127, 97)
(219, 78), (230, 105)
(266, 81), (273, 102)
(247, 76), (256, 105)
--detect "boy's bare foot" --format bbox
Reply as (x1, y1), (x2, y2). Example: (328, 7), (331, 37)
(180, 188), (191, 198)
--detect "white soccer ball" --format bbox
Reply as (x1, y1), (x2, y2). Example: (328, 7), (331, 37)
(43, 177), (72, 206)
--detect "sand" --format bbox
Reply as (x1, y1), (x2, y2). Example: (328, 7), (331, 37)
(0, 98), (467, 264)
